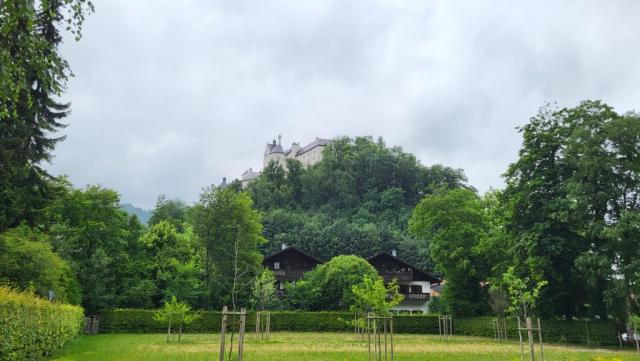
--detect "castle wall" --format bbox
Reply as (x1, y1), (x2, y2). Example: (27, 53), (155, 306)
(296, 147), (324, 166)
(265, 152), (287, 169)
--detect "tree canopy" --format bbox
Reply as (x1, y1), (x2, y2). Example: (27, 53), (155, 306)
(285, 255), (379, 311)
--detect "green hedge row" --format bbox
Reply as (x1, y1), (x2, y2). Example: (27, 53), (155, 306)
(0, 286), (84, 361)
(100, 309), (621, 346)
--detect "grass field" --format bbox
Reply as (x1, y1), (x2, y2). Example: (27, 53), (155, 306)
(52, 332), (635, 361)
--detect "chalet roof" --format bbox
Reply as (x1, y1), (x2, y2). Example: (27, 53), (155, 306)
(367, 252), (440, 283)
(263, 245), (324, 265)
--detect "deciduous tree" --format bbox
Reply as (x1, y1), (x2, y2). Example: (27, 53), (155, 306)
(409, 188), (488, 316)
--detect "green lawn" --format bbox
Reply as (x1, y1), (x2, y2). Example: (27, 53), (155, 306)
(52, 332), (634, 361)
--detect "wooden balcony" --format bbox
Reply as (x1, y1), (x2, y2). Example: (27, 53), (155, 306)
(380, 272), (413, 282)
(402, 293), (430, 300)
(272, 269), (306, 281)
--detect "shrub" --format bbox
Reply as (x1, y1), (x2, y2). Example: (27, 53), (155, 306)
(0, 226), (80, 304)
(99, 309), (621, 346)
(0, 286), (84, 361)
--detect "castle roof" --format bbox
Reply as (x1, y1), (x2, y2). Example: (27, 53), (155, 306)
(266, 137), (330, 156)
(295, 137), (331, 156)
(266, 142), (285, 154)
(241, 168), (260, 181)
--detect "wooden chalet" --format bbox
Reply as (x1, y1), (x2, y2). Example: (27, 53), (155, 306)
(262, 244), (323, 295)
(367, 251), (440, 314)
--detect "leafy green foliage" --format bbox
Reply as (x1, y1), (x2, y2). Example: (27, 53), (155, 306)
(193, 186), (266, 309)
(285, 255), (378, 310)
(487, 286), (509, 317)
(503, 101), (640, 324)
(409, 188), (488, 316)
(0, 286), (84, 361)
(0, 226), (80, 304)
(47, 183), (147, 313)
(0, 0), (93, 231)
(351, 275), (403, 315)
(148, 195), (188, 231)
(501, 267), (548, 319)
(252, 269), (277, 311)
(141, 221), (201, 306)
(153, 296), (199, 328)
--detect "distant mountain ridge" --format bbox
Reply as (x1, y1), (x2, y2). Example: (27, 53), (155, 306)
(120, 203), (152, 225)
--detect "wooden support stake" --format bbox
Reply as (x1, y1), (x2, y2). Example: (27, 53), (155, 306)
(384, 319), (388, 361)
(526, 318), (535, 361)
(167, 313), (173, 343)
(238, 308), (246, 361)
(503, 317), (508, 339)
(219, 306), (227, 361)
(256, 312), (260, 340)
(517, 317), (525, 361)
(390, 317), (394, 361)
(267, 312), (271, 340)
(618, 332), (622, 347)
(585, 320), (590, 346)
(537, 318), (544, 361)
(367, 315), (371, 361)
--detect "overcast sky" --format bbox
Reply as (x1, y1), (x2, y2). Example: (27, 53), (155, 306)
(48, 0), (640, 209)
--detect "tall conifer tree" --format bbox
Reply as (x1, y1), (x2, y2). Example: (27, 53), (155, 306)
(0, 0), (93, 230)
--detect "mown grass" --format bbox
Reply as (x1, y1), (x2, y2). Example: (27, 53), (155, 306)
(52, 332), (635, 361)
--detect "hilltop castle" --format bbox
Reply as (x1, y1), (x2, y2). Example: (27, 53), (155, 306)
(240, 136), (331, 187)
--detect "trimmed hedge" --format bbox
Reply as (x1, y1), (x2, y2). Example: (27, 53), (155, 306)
(100, 309), (621, 346)
(0, 286), (84, 361)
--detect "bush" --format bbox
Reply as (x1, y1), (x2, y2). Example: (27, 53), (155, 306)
(0, 226), (80, 304)
(100, 309), (621, 346)
(0, 286), (84, 361)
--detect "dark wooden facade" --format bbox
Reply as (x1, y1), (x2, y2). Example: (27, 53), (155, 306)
(262, 246), (323, 294)
(262, 246), (440, 302)
(367, 252), (438, 283)
(367, 252), (438, 299)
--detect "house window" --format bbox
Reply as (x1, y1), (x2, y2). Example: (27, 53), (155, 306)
(399, 285), (410, 294)
(410, 285), (423, 294)
(279, 282), (284, 290)
(274, 262), (280, 270)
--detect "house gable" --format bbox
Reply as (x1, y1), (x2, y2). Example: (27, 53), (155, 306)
(367, 252), (440, 283)
(262, 246), (323, 282)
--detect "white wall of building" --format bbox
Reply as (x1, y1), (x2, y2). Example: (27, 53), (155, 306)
(391, 280), (432, 314)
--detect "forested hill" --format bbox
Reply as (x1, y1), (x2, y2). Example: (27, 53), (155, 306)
(246, 136), (469, 272)
(120, 203), (152, 225)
